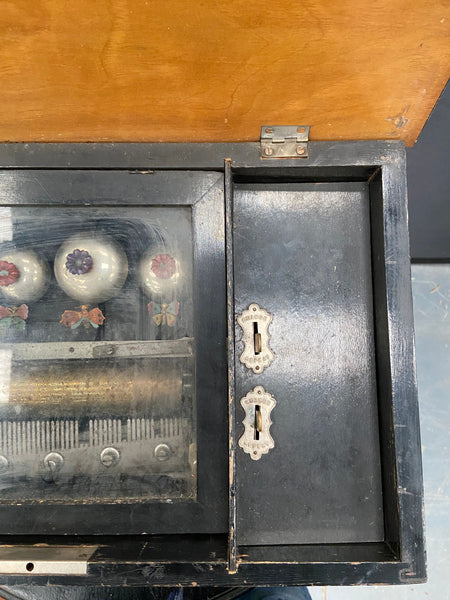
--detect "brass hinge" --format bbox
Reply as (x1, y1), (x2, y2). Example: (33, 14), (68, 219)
(260, 125), (310, 159)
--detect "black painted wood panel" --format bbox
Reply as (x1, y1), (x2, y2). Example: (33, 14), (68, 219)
(233, 182), (384, 545)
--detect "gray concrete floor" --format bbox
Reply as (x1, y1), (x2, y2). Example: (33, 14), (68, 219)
(308, 263), (450, 598)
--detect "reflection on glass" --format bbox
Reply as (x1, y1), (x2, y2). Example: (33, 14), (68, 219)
(0, 207), (196, 502)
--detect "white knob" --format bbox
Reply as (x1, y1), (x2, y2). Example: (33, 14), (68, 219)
(54, 234), (128, 303)
(0, 249), (50, 303)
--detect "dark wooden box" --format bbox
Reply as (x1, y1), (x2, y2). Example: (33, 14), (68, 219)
(0, 140), (425, 586)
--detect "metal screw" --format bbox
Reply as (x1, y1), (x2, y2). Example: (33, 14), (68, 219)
(297, 127), (306, 133)
(264, 147), (274, 156)
(154, 443), (172, 462)
(296, 146), (306, 155)
(42, 452), (64, 483)
(100, 447), (120, 468)
(0, 455), (8, 474)
(265, 128), (273, 134)
(43, 452), (64, 482)
(44, 452), (64, 473)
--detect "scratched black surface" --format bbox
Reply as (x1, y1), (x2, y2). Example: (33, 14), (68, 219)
(234, 182), (384, 545)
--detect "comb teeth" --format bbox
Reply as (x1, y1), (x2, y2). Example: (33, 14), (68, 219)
(0, 417), (183, 456)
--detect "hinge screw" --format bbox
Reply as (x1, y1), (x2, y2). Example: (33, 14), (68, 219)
(264, 147), (274, 156)
(296, 146), (305, 155)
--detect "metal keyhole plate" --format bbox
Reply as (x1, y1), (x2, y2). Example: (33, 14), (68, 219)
(239, 386), (276, 460)
(237, 304), (275, 373)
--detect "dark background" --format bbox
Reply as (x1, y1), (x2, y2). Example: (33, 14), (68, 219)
(407, 79), (449, 261)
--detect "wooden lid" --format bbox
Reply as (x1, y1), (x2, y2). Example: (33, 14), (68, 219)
(0, 1), (448, 146)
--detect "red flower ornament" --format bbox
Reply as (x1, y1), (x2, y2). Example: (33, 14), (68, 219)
(0, 261), (19, 287)
(151, 254), (177, 279)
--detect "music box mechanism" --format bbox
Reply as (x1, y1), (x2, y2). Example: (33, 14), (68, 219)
(0, 208), (197, 501)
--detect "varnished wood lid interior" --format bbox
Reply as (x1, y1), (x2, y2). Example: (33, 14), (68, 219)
(0, 1), (448, 146)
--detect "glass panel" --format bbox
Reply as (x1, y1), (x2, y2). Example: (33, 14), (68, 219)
(0, 206), (196, 502)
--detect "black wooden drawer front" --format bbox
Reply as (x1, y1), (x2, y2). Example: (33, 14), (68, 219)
(233, 182), (384, 546)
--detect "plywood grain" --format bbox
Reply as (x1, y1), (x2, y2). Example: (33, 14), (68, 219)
(0, 1), (449, 145)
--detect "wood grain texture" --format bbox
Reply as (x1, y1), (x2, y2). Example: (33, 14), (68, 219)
(0, 1), (449, 145)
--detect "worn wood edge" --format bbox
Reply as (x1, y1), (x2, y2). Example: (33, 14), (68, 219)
(225, 159), (238, 574)
(381, 158), (426, 581)
(0, 140), (406, 170)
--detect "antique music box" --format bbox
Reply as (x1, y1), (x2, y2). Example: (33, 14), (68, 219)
(0, 0), (446, 589)
(0, 137), (425, 586)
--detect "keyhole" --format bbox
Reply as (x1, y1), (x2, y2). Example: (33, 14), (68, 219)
(254, 405), (262, 440)
(253, 322), (262, 355)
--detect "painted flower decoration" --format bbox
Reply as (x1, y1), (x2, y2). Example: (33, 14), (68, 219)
(0, 261), (19, 287)
(65, 249), (93, 275)
(60, 305), (105, 329)
(0, 304), (28, 331)
(151, 254), (177, 279)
